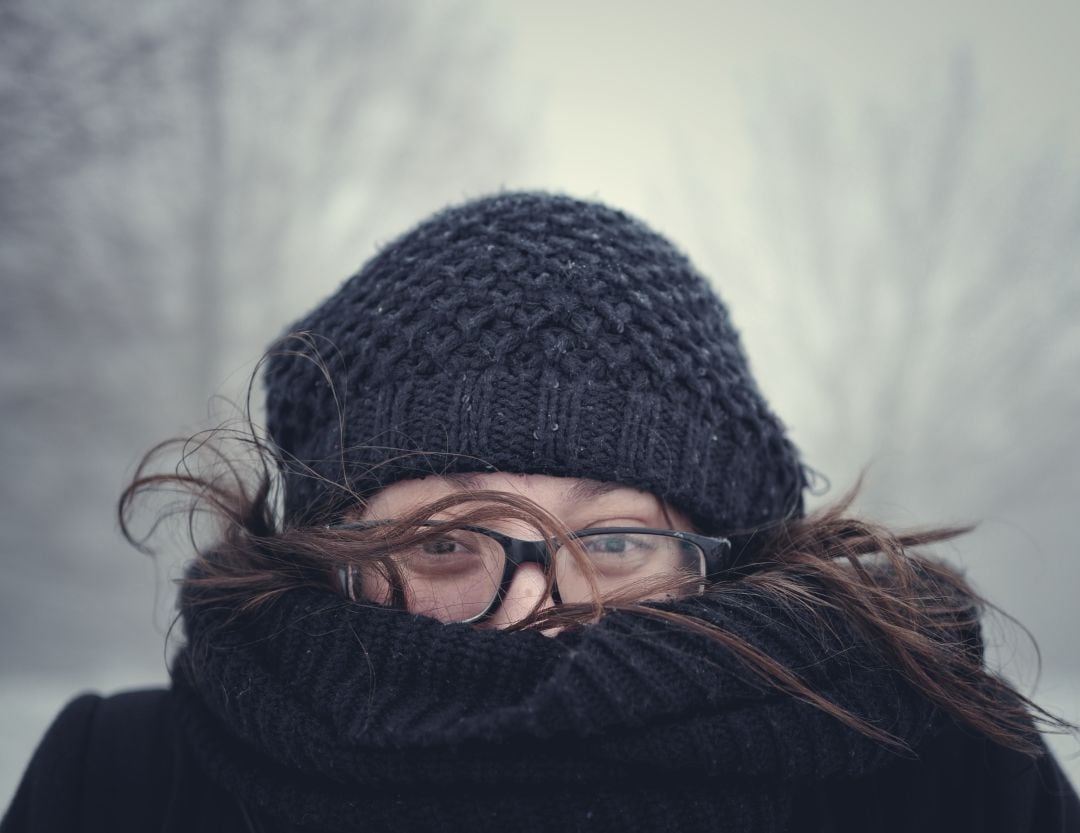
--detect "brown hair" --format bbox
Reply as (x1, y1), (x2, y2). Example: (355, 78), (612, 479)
(120, 408), (1075, 758)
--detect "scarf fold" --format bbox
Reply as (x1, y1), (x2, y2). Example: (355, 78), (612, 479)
(171, 582), (946, 832)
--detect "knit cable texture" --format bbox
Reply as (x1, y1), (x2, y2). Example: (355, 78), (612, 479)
(263, 192), (806, 533)
(172, 583), (941, 832)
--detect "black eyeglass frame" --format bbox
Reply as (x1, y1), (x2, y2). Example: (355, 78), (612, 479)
(329, 521), (732, 624)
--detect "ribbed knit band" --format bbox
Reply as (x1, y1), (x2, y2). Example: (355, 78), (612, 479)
(264, 191), (805, 532)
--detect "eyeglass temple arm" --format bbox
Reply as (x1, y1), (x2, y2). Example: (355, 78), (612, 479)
(701, 536), (733, 578)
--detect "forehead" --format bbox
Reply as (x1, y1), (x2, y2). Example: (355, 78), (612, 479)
(361, 473), (654, 517)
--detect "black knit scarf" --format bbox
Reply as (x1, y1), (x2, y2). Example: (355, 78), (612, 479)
(171, 584), (943, 832)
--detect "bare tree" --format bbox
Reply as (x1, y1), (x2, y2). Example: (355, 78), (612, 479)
(679, 56), (1080, 688)
(0, 0), (524, 802)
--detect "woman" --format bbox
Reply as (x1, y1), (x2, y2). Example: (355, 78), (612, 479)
(5, 192), (1078, 832)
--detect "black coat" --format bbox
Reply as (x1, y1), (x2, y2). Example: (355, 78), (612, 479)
(8, 583), (1080, 833)
(5, 688), (1079, 832)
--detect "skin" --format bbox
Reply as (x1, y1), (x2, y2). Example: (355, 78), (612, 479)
(360, 472), (695, 628)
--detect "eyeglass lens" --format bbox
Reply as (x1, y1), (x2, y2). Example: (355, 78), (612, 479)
(555, 532), (705, 605)
(356, 530), (706, 623)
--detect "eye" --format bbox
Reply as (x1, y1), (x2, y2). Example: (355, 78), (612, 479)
(584, 536), (627, 554)
(422, 537), (465, 556)
(580, 533), (659, 559)
(396, 530), (504, 579)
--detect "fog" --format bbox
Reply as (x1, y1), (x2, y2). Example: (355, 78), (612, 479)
(2, 0), (1078, 803)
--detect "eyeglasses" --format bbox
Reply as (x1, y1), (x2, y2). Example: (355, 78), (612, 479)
(330, 521), (732, 624)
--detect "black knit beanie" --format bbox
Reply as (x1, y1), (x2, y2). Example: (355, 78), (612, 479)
(264, 191), (805, 534)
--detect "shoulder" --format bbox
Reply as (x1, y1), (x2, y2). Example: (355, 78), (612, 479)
(2, 689), (193, 833)
(3, 693), (103, 832)
(793, 721), (1080, 833)
(889, 725), (1079, 831)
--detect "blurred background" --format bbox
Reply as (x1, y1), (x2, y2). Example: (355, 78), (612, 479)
(2, 0), (1078, 804)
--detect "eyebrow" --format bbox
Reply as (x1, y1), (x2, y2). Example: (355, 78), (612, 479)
(441, 473), (486, 490)
(564, 479), (624, 503)
(440, 473), (624, 504)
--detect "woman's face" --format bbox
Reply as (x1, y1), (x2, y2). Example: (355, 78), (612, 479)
(359, 473), (694, 628)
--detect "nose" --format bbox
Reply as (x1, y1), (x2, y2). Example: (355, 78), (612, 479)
(485, 562), (554, 628)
